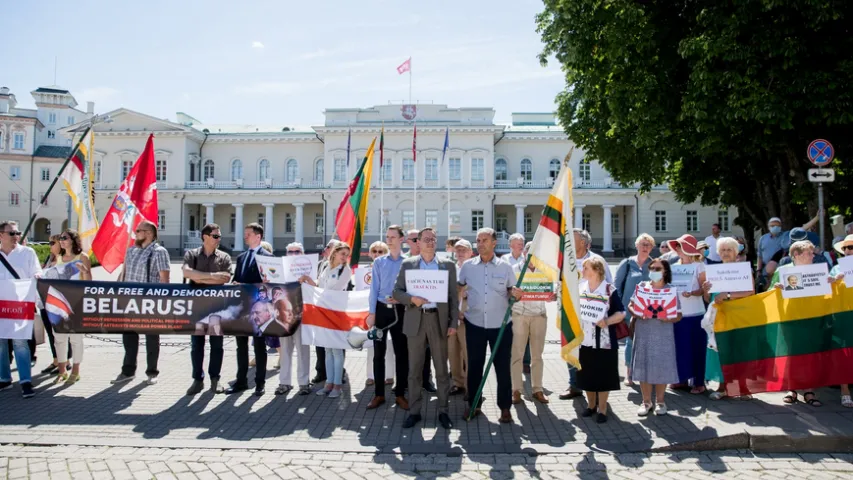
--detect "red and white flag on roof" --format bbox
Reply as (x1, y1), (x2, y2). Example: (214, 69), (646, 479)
(397, 57), (411, 75)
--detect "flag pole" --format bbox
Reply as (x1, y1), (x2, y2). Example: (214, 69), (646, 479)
(21, 125), (92, 241)
(466, 253), (531, 421)
(380, 123), (385, 240)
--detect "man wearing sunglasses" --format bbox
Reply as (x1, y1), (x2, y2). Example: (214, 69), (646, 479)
(182, 223), (233, 395)
(0, 221), (41, 398)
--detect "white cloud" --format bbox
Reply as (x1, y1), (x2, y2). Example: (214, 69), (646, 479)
(234, 82), (302, 96)
(252, 41), (265, 49)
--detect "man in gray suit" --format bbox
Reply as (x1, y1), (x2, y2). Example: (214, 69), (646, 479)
(393, 227), (458, 430)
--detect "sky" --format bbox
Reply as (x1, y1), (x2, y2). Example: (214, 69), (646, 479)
(2, 0), (565, 126)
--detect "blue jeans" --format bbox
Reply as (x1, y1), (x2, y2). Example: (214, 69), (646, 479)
(0, 339), (31, 384)
(325, 348), (345, 385)
(566, 363), (577, 389)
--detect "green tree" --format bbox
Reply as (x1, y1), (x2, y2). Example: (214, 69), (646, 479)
(537, 0), (853, 244)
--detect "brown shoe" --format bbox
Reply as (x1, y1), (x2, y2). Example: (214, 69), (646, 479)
(499, 409), (513, 424)
(559, 387), (583, 400)
(512, 390), (523, 405)
(463, 406), (482, 421)
(395, 396), (410, 411)
(365, 379), (375, 387)
(533, 392), (550, 404)
(366, 396), (385, 410)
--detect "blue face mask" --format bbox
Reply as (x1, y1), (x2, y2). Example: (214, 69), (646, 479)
(702, 249), (710, 258)
(649, 271), (663, 282)
(770, 226), (782, 235)
(738, 244), (745, 253)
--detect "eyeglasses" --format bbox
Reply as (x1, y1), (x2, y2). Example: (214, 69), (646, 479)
(209, 234), (222, 239)
(420, 238), (437, 244)
(286, 250), (302, 255)
(371, 250), (387, 254)
(59, 236), (69, 241)
(2, 231), (22, 237)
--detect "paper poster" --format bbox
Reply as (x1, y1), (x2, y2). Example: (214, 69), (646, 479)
(838, 256), (853, 289)
(780, 263), (831, 299)
(630, 285), (678, 319)
(405, 269), (449, 303)
(705, 262), (753, 294)
(354, 265), (372, 291)
(670, 264), (696, 291)
(256, 253), (319, 283)
(516, 271), (554, 301)
(436, 252), (455, 263)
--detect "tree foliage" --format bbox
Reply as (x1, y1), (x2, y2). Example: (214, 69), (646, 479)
(537, 0), (853, 238)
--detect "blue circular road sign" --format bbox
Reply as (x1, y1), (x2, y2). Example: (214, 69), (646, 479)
(807, 139), (834, 167)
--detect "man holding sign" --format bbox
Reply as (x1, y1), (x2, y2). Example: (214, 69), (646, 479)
(393, 227), (458, 430)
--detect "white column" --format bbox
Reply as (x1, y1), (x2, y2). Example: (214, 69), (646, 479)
(602, 205), (614, 253)
(294, 202), (305, 246)
(515, 204), (526, 235)
(574, 205), (585, 229)
(233, 203), (244, 251)
(263, 203), (274, 245)
(203, 203), (215, 227)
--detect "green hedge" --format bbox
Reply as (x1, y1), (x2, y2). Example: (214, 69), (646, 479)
(31, 244), (101, 268)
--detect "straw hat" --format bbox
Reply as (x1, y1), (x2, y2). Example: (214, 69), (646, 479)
(834, 234), (853, 255)
(666, 234), (700, 256)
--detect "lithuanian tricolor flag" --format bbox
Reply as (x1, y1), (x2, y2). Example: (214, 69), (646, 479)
(60, 129), (99, 253)
(715, 284), (853, 396)
(527, 151), (584, 368)
(334, 137), (376, 266)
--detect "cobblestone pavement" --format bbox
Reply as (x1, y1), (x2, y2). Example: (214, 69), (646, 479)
(2, 445), (853, 479)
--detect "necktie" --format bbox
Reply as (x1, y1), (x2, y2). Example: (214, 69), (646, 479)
(243, 249), (255, 277)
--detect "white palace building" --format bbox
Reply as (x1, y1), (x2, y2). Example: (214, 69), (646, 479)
(0, 84), (740, 256)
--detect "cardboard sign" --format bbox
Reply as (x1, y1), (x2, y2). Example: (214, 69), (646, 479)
(670, 264), (696, 291)
(837, 256), (853, 288)
(705, 262), (753, 294)
(630, 285), (678, 320)
(516, 271), (554, 301)
(405, 269), (449, 303)
(256, 254), (319, 284)
(354, 265), (372, 291)
(780, 263), (831, 299)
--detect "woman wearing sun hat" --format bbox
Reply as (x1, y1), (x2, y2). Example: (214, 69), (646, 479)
(830, 235), (853, 408)
(666, 234), (708, 394)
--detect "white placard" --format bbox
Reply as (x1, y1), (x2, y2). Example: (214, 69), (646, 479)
(780, 263), (831, 299)
(436, 252), (454, 263)
(705, 262), (754, 293)
(256, 253), (319, 283)
(670, 264), (696, 291)
(354, 265), (372, 291)
(405, 269), (449, 304)
(837, 256), (853, 288)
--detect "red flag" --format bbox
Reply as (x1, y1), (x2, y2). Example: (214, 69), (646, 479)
(397, 57), (411, 75)
(412, 122), (417, 163)
(91, 134), (159, 273)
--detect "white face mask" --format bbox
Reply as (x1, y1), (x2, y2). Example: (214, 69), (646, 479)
(649, 271), (663, 282)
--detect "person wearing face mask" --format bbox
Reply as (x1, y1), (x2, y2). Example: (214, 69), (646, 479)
(666, 235), (707, 394)
(758, 213), (821, 287)
(733, 237), (748, 263)
(696, 241), (711, 263)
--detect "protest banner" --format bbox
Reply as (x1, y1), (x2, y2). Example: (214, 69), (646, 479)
(256, 254), (318, 284)
(705, 262), (753, 293)
(837, 256), (853, 288)
(516, 271), (554, 301)
(629, 284), (678, 319)
(404, 269), (449, 303)
(670, 264), (696, 290)
(38, 280), (302, 337)
(354, 265), (372, 291)
(779, 263), (831, 299)
(0, 280), (37, 340)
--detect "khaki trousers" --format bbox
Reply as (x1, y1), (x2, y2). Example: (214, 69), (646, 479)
(448, 320), (467, 388)
(407, 311), (450, 415)
(511, 313), (547, 393)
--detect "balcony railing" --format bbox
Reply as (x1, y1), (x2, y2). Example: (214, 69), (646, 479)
(184, 179), (327, 190)
(494, 179), (554, 189)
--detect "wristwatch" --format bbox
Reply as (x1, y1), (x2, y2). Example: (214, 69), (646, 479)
(726, 292), (731, 301)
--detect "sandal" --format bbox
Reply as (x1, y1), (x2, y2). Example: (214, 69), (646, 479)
(842, 395), (853, 408)
(690, 386), (707, 395)
(783, 391), (798, 404)
(65, 374), (80, 385)
(803, 392), (822, 407)
(709, 391), (726, 401)
(274, 385), (292, 395)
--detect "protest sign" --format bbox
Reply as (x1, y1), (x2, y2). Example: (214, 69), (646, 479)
(516, 271), (554, 301)
(838, 256), (853, 288)
(629, 284), (678, 319)
(354, 265), (372, 291)
(405, 269), (449, 303)
(780, 263), (831, 299)
(705, 262), (754, 293)
(256, 254), (318, 284)
(670, 264), (696, 290)
(39, 280), (303, 337)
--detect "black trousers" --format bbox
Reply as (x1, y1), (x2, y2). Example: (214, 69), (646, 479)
(373, 303), (409, 397)
(315, 346), (326, 379)
(191, 335), (224, 381)
(235, 336), (267, 387)
(465, 319), (514, 410)
(121, 333), (160, 376)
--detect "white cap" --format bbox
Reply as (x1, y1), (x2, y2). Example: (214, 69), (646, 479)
(455, 239), (473, 250)
(768, 217), (782, 225)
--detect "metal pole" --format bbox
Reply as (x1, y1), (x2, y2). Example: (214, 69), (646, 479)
(66, 195), (72, 228)
(818, 182), (825, 251)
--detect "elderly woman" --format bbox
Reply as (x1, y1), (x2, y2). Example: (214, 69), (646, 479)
(629, 258), (682, 416)
(577, 256), (625, 423)
(830, 235), (853, 407)
(365, 241), (394, 388)
(702, 237), (755, 400)
(770, 240), (829, 407)
(667, 235), (708, 394)
(614, 233), (655, 386)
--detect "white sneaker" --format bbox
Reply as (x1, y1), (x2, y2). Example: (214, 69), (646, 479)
(146, 375), (159, 385)
(316, 387), (331, 396)
(637, 403), (653, 417)
(328, 388), (342, 399)
(655, 403), (668, 415)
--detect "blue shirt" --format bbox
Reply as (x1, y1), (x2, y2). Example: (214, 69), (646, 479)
(758, 232), (786, 266)
(368, 252), (404, 314)
(419, 256), (440, 309)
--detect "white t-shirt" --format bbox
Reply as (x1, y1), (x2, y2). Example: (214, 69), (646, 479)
(705, 235), (721, 262)
(502, 252), (525, 269)
(0, 245), (42, 280)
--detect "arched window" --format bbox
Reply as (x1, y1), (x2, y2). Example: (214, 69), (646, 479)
(314, 158), (324, 182)
(549, 159), (560, 179)
(230, 159), (243, 181)
(520, 159), (532, 181)
(203, 159), (215, 180)
(579, 158), (591, 182)
(494, 158), (507, 181)
(286, 159), (299, 182)
(258, 159), (270, 181)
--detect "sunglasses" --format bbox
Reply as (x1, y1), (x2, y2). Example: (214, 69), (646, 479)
(407, 238), (418, 243)
(843, 246), (853, 252)
(371, 249), (387, 254)
(2, 231), (22, 237)
(209, 234), (222, 239)
(59, 236), (69, 241)
(286, 250), (302, 255)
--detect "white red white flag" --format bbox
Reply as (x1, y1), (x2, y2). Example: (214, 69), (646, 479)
(300, 284), (370, 349)
(0, 280), (37, 340)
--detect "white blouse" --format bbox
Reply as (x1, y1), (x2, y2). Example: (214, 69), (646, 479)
(317, 263), (353, 291)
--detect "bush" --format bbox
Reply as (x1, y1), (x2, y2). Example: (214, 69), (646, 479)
(30, 244), (101, 268)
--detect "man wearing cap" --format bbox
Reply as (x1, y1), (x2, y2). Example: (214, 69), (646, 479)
(449, 238), (474, 396)
(758, 213), (821, 281)
(704, 224), (723, 264)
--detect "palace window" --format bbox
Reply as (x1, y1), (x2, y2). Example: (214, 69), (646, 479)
(258, 159), (270, 181)
(158, 210), (166, 230)
(686, 210), (698, 232)
(402, 158), (414, 181)
(314, 213), (324, 234)
(380, 159), (392, 181)
(549, 159), (560, 179)
(314, 158), (324, 182)
(495, 213), (508, 232)
(494, 158), (507, 181)
(334, 158), (346, 181)
(285, 213), (293, 233)
(718, 209), (730, 231)
(402, 211), (415, 231)
(10, 192), (20, 206)
(156, 160), (167, 182)
(655, 211), (668, 232)
(520, 159), (532, 181)
(582, 213), (591, 233)
(425, 158), (438, 181)
(449, 158), (461, 180)
(203, 160), (215, 180)
(13, 133), (24, 150)
(40, 167), (50, 181)
(471, 158), (484, 181)
(579, 159), (591, 182)
(230, 159), (243, 181)
(425, 210), (438, 230)
(471, 210), (484, 231)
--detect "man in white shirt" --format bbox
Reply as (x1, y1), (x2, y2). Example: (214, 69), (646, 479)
(574, 228), (612, 283)
(0, 220), (42, 398)
(502, 233), (526, 268)
(704, 223), (722, 263)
